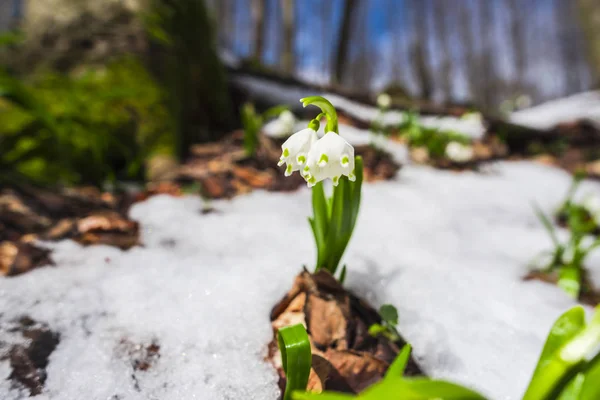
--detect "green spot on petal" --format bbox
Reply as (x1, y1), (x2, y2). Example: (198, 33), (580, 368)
(297, 155), (306, 164)
(319, 154), (329, 164)
(283, 148), (290, 157)
(286, 164), (292, 173)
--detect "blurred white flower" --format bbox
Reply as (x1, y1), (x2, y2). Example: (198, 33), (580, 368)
(582, 194), (600, 222)
(278, 128), (318, 176)
(445, 142), (474, 163)
(269, 110), (296, 138)
(377, 93), (391, 109)
(302, 132), (355, 187)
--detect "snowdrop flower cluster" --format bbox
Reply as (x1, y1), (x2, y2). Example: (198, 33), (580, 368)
(445, 141), (474, 163)
(278, 129), (355, 187)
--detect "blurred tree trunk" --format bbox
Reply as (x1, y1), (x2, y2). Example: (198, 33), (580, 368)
(556, 0), (582, 94)
(148, 0), (233, 156)
(458, 1), (475, 102)
(508, 0), (527, 93)
(279, 0), (295, 74)
(411, 0), (432, 100)
(577, 0), (600, 85)
(251, 0), (266, 61)
(433, 0), (452, 103)
(478, 0), (495, 110)
(333, 0), (358, 85)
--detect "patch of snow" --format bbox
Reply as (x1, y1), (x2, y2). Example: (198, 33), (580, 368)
(2, 151), (600, 399)
(510, 91), (600, 131)
(232, 77), (486, 139)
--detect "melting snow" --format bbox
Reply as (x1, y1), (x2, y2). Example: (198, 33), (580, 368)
(2, 122), (600, 399)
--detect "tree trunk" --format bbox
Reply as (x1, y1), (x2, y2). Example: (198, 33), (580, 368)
(433, 0), (452, 103)
(508, 0), (526, 93)
(332, 0), (358, 85)
(411, 0), (433, 100)
(251, 0), (266, 62)
(279, 0), (295, 74)
(458, 1), (475, 102)
(478, 0), (495, 110)
(577, 0), (600, 86)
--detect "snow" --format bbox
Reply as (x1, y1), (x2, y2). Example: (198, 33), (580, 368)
(233, 76), (486, 139)
(3, 126), (600, 399)
(510, 91), (600, 131)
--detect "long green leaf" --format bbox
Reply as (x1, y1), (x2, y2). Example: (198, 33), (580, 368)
(533, 203), (560, 247)
(558, 266), (581, 299)
(361, 378), (486, 400)
(312, 182), (329, 269)
(278, 324), (312, 400)
(523, 306), (586, 400)
(580, 355), (600, 400)
(384, 344), (412, 380)
(293, 392), (354, 400)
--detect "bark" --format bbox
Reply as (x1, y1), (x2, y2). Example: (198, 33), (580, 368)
(458, 1), (475, 101)
(279, 0), (295, 74)
(577, 0), (600, 85)
(433, 0), (453, 103)
(332, 0), (358, 85)
(478, 0), (495, 110)
(251, 0), (266, 61)
(508, 0), (527, 91)
(411, 0), (433, 100)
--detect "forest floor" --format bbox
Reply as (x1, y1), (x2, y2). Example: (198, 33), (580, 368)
(2, 92), (600, 400)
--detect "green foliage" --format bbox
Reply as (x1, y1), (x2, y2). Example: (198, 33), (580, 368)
(533, 174), (600, 298)
(309, 157), (363, 277)
(292, 344), (485, 400)
(369, 304), (401, 342)
(278, 324), (312, 400)
(0, 57), (175, 186)
(240, 103), (289, 156)
(397, 111), (471, 159)
(523, 306), (600, 400)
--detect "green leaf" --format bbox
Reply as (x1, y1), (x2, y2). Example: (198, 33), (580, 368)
(380, 304), (399, 326)
(384, 344), (412, 380)
(556, 373), (585, 400)
(278, 324), (312, 400)
(523, 306), (586, 400)
(311, 182), (329, 270)
(533, 203), (560, 247)
(292, 392), (355, 400)
(558, 266), (581, 299)
(361, 378), (486, 400)
(339, 264), (347, 284)
(580, 355), (600, 400)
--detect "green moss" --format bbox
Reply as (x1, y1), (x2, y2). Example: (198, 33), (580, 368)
(0, 56), (176, 186)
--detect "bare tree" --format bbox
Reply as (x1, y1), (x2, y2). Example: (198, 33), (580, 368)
(507, 0), (527, 93)
(333, 0), (358, 85)
(251, 0), (267, 61)
(478, 0), (495, 109)
(410, 0), (433, 100)
(458, 0), (475, 102)
(577, 0), (600, 86)
(279, 0), (295, 74)
(432, 0), (453, 103)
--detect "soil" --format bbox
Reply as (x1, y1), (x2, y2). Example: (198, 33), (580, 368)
(267, 270), (422, 396)
(1, 316), (60, 396)
(523, 270), (600, 306)
(178, 131), (401, 199)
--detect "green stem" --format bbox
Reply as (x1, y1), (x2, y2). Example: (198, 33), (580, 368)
(300, 96), (339, 133)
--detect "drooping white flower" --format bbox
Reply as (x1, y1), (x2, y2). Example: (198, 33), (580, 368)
(377, 93), (391, 109)
(278, 128), (318, 176)
(445, 141), (474, 163)
(302, 132), (355, 187)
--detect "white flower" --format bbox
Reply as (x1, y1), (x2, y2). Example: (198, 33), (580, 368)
(377, 93), (391, 109)
(582, 194), (600, 222)
(278, 128), (318, 176)
(267, 110), (296, 138)
(445, 142), (474, 163)
(302, 132), (355, 187)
